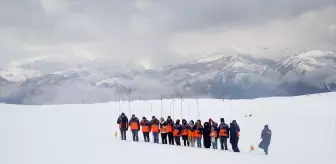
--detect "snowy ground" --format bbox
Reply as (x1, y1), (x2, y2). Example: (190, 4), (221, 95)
(1, 93), (336, 164)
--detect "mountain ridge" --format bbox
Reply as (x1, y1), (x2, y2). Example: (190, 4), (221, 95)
(1, 50), (335, 104)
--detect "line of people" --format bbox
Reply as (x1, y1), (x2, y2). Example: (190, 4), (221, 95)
(117, 113), (242, 152)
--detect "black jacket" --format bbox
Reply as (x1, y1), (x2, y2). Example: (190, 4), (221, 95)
(203, 122), (211, 148)
(117, 115), (129, 130)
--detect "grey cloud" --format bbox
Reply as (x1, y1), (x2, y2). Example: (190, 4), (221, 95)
(1, 0), (336, 68)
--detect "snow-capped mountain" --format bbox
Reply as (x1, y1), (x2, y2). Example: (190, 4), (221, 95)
(275, 50), (336, 75)
(161, 54), (279, 98)
(1, 50), (336, 104)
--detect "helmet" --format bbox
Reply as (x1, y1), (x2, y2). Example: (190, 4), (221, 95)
(220, 118), (225, 122)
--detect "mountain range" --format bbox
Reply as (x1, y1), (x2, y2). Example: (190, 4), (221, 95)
(0, 50), (335, 105)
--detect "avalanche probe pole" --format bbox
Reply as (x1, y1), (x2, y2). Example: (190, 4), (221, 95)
(180, 95), (183, 119)
(161, 93), (163, 118)
(196, 98), (200, 119)
(128, 88), (131, 116)
(118, 84), (121, 114)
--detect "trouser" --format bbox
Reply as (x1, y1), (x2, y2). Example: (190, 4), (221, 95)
(161, 133), (168, 144)
(189, 137), (195, 147)
(120, 129), (127, 140)
(131, 130), (139, 141)
(259, 141), (270, 155)
(211, 137), (218, 149)
(143, 132), (150, 142)
(174, 136), (181, 146)
(153, 132), (159, 143)
(195, 137), (202, 148)
(219, 137), (228, 150)
(182, 135), (189, 146)
(231, 138), (240, 152)
(168, 132), (174, 145)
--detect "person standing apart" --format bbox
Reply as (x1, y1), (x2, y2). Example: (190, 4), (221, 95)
(259, 125), (272, 155)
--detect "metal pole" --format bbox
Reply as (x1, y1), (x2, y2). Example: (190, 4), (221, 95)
(181, 95), (183, 119)
(161, 93), (163, 118)
(196, 98), (200, 119)
(172, 95), (175, 120)
(128, 88), (131, 116)
(118, 84), (121, 114)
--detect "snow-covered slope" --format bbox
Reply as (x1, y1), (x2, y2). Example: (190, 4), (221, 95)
(1, 93), (335, 164)
(276, 50), (336, 75)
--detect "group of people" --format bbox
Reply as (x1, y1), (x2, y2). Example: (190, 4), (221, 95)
(117, 113), (272, 155)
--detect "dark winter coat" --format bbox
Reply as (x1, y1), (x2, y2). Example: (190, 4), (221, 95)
(117, 115), (129, 130)
(150, 119), (160, 126)
(166, 118), (175, 132)
(229, 123), (240, 144)
(259, 128), (272, 149)
(173, 123), (183, 136)
(181, 123), (189, 136)
(218, 122), (230, 137)
(160, 121), (168, 128)
(140, 120), (151, 131)
(203, 122), (211, 148)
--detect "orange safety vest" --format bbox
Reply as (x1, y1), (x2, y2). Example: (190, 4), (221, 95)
(151, 124), (159, 133)
(142, 125), (150, 132)
(166, 125), (173, 133)
(219, 129), (228, 137)
(194, 130), (202, 137)
(173, 129), (181, 136)
(210, 131), (218, 137)
(130, 122), (139, 130)
(181, 129), (189, 136)
(188, 130), (195, 137)
(160, 126), (167, 133)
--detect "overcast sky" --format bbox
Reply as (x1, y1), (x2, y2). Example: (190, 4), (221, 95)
(1, 0), (336, 68)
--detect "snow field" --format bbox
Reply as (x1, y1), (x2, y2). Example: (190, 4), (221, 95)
(1, 93), (336, 164)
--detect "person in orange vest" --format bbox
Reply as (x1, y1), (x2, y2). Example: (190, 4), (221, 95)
(151, 116), (160, 143)
(160, 117), (168, 144)
(181, 119), (190, 146)
(140, 117), (151, 142)
(210, 122), (219, 149)
(166, 116), (174, 145)
(129, 114), (140, 142)
(193, 120), (203, 148)
(173, 119), (182, 146)
(117, 113), (128, 140)
(218, 118), (230, 150)
(188, 120), (195, 147)
(229, 120), (240, 152)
